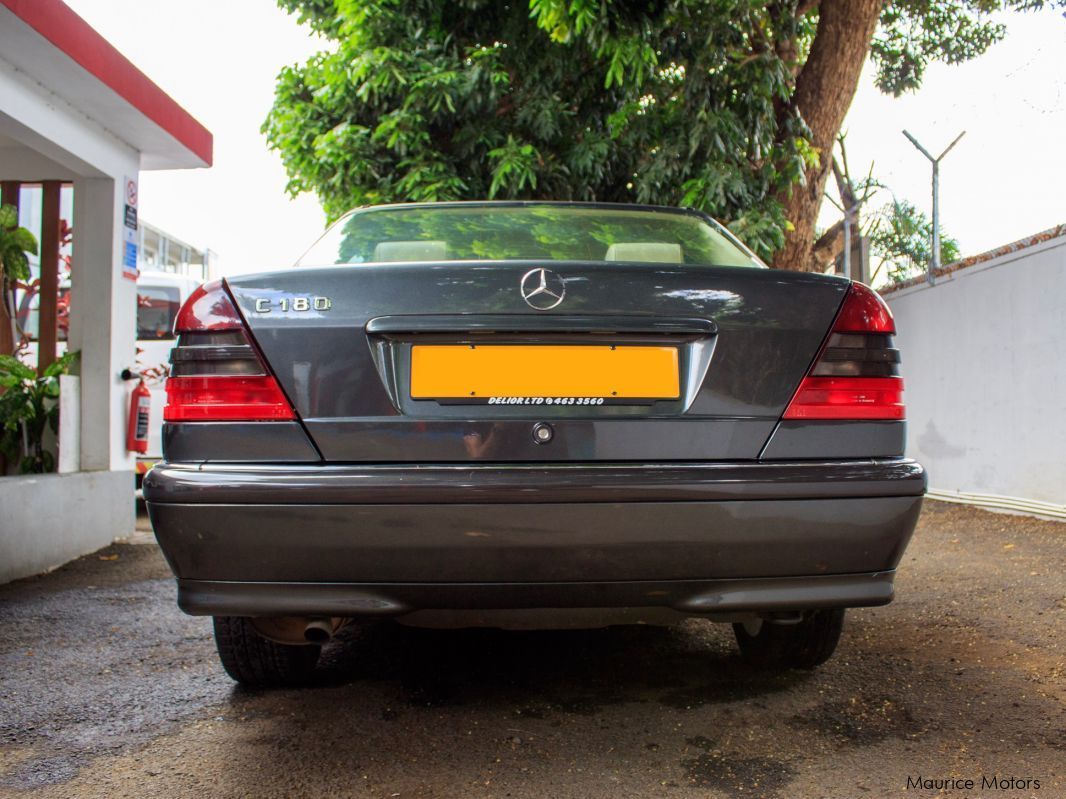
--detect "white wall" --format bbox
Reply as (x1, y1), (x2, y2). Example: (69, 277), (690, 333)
(0, 471), (132, 584)
(885, 235), (1066, 511)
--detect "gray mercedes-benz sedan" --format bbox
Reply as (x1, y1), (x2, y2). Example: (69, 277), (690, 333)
(145, 201), (925, 686)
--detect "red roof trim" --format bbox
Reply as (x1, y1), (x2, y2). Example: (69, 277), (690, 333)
(1, 0), (213, 166)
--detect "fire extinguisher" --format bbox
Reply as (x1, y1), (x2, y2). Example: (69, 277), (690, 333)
(127, 379), (152, 454)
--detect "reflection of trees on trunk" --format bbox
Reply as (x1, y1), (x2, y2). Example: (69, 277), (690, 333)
(706, 327), (816, 410)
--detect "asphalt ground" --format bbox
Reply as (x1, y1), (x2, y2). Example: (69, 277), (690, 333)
(0, 500), (1062, 798)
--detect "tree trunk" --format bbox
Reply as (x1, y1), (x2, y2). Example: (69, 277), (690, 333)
(772, 0), (882, 272)
(811, 219), (844, 268)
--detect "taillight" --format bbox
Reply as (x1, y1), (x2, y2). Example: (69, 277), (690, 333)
(782, 283), (904, 421)
(164, 281), (296, 422)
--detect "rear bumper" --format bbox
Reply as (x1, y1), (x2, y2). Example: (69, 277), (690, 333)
(144, 460), (925, 617)
(176, 573), (897, 618)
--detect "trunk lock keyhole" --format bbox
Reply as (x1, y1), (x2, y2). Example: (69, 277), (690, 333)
(532, 423), (554, 445)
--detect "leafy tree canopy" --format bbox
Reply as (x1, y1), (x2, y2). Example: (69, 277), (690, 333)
(266, 0), (1059, 264)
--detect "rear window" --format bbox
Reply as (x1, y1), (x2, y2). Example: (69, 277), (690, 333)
(137, 285), (181, 340)
(298, 204), (764, 269)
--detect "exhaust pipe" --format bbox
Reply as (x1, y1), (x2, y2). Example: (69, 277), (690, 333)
(252, 616), (346, 645)
(303, 617), (334, 644)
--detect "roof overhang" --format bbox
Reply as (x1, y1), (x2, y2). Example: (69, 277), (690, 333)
(0, 0), (212, 170)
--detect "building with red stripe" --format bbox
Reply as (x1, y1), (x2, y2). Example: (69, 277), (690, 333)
(0, 0), (212, 581)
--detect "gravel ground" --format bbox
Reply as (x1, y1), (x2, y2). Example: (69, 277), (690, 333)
(0, 500), (1062, 798)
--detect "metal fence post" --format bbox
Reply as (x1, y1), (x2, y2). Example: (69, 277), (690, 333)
(903, 130), (965, 285)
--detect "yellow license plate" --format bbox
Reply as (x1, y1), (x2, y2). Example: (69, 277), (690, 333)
(411, 345), (680, 400)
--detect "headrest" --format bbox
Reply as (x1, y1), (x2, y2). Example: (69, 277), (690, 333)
(604, 242), (683, 263)
(372, 240), (448, 262)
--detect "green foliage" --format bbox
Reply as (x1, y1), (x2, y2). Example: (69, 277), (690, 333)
(869, 199), (960, 284)
(266, 0), (1058, 262)
(0, 351), (77, 474)
(264, 0), (812, 261)
(871, 1), (1058, 95)
(0, 203), (37, 283)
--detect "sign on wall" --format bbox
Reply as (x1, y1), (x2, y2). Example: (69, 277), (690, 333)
(122, 176), (138, 281)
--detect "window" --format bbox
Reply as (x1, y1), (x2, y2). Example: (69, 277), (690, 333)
(137, 285), (181, 340)
(298, 204), (764, 269)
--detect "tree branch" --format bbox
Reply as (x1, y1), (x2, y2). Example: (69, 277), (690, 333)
(811, 218), (844, 267)
(831, 156), (857, 210)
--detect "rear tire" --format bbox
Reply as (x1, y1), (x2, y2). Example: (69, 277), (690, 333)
(733, 609), (845, 670)
(212, 616), (320, 687)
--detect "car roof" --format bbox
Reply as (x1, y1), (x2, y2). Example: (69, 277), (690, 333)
(347, 200), (711, 220)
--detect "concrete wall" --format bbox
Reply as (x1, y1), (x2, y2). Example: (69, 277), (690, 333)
(0, 471), (132, 584)
(884, 235), (1066, 513)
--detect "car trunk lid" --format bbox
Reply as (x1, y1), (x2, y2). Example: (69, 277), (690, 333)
(225, 261), (848, 462)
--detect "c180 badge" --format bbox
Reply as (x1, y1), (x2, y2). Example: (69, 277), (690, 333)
(254, 296), (332, 313)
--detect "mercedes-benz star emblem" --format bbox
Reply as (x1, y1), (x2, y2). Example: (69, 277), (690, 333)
(520, 268), (566, 310)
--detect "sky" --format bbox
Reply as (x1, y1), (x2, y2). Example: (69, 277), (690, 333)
(820, 8), (1066, 257)
(63, 1), (1066, 277)
(62, 0), (326, 275)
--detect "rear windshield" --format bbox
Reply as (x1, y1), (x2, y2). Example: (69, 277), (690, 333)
(298, 204), (763, 268)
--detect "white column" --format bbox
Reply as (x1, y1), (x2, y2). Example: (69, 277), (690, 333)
(68, 177), (138, 472)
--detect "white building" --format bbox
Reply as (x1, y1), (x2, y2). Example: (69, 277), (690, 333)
(0, 0), (212, 582)
(139, 221), (214, 282)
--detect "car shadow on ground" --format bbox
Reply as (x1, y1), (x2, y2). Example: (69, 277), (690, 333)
(201, 610), (1048, 798)
(235, 619), (812, 712)
(363, 621), (800, 706)
(211, 620), (817, 796)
